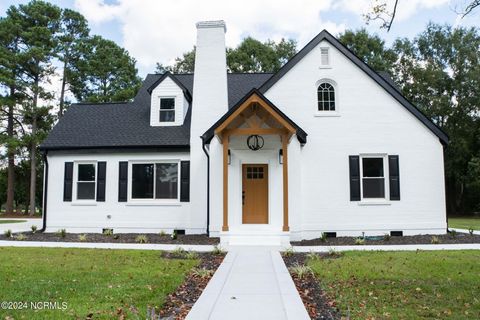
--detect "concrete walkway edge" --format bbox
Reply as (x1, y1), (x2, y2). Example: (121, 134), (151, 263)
(292, 243), (480, 252)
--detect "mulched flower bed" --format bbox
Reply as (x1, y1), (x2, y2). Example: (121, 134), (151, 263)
(283, 253), (341, 320)
(0, 232), (219, 245)
(157, 252), (225, 319)
(291, 232), (480, 246)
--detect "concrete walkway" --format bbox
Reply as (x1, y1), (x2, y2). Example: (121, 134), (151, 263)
(186, 247), (309, 320)
(0, 218), (43, 233)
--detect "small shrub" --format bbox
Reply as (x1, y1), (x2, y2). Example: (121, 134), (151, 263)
(171, 230), (177, 240)
(78, 234), (87, 242)
(172, 246), (186, 258)
(113, 234), (119, 240)
(468, 228), (474, 236)
(354, 237), (365, 245)
(135, 235), (148, 244)
(15, 233), (27, 241)
(320, 232), (328, 242)
(191, 267), (214, 278)
(289, 263), (313, 279)
(185, 251), (199, 260)
(56, 229), (67, 238)
(431, 236), (441, 244)
(383, 233), (391, 241)
(449, 229), (457, 238)
(212, 245), (224, 255)
(328, 248), (342, 257)
(283, 247), (294, 257)
(103, 229), (113, 236)
(4, 229), (13, 238)
(31, 225), (38, 233)
(306, 251), (320, 261)
(159, 230), (167, 236)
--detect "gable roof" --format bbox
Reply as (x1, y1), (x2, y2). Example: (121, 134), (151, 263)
(40, 73), (272, 151)
(259, 29), (449, 145)
(202, 89), (307, 144)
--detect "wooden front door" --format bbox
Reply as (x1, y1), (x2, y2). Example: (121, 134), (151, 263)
(242, 164), (268, 224)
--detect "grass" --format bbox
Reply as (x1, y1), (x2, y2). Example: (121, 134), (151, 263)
(0, 247), (198, 319)
(0, 219), (27, 224)
(448, 216), (480, 230)
(309, 250), (480, 319)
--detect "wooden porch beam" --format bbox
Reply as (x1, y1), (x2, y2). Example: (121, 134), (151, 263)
(224, 128), (286, 136)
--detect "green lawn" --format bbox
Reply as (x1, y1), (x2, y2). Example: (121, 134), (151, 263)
(449, 216), (480, 230)
(0, 247), (197, 319)
(309, 251), (480, 319)
(0, 219), (27, 224)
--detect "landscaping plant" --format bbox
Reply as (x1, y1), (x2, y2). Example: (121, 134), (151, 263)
(135, 235), (148, 243)
(31, 225), (37, 233)
(4, 229), (12, 238)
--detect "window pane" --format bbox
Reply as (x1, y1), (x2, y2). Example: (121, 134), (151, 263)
(362, 158), (384, 177)
(155, 163), (178, 199)
(160, 110), (175, 122)
(77, 182), (95, 199)
(363, 178), (385, 198)
(78, 164), (95, 181)
(132, 164), (154, 199)
(318, 82), (335, 112)
(160, 98), (175, 110)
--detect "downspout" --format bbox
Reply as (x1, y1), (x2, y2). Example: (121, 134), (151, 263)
(40, 151), (48, 232)
(201, 138), (210, 236)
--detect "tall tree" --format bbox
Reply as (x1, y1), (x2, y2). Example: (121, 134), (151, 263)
(57, 9), (89, 116)
(0, 16), (23, 215)
(392, 24), (480, 214)
(11, 0), (61, 215)
(156, 37), (297, 74)
(70, 35), (141, 103)
(338, 29), (396, 73)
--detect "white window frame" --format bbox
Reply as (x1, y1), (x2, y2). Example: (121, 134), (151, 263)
(359, 154), (390, 204)
(159, 97), (176, 123)
(319, 46), (331, 69)
(314, 79), (340, 117)
(72, 161), (97, 204)
(128, 160), (180, 205)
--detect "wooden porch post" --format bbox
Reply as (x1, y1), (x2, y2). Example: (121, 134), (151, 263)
(282, 134), (289, 232)
(222, 135), (229, 231)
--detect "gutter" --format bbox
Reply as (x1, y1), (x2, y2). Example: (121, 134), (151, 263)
(40, 151), (48, 232)
(201, 138), (210, 236)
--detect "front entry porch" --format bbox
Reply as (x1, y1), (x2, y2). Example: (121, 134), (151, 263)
(202, 89), (307, 245)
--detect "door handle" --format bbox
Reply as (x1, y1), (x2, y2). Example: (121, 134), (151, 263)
(242, 191), (245, 205)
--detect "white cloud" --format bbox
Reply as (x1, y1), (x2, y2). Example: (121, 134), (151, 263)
(74, 0), (346, 73)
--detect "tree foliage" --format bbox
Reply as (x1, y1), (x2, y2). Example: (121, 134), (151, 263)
(156, 37), (297, 74)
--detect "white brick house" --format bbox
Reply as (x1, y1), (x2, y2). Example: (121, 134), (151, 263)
(40, 21), (448, 245)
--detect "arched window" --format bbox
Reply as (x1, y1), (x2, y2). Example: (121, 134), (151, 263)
(317, 82), (335, 111)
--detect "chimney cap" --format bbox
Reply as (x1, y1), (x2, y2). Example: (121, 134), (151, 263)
(196, 20), (226, 32)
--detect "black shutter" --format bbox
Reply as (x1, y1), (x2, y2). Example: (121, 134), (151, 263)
(180, 161), (190, 202)
(96, 162), (107, 202)
(63, 162), (73, 202)
(389, 155), (400, 200)
(118, 161), (128, 202)
(349, 156), (361, 201)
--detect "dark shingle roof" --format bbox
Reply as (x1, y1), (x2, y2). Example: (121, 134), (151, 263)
(40, 73), (273, 151)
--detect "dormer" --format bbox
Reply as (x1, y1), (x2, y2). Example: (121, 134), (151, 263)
(147, 72), (192, 126)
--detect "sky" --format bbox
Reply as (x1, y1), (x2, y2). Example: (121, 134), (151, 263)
(1, 0), (479, 77)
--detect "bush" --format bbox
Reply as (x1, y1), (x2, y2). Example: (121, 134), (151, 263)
(56, 229), (66, 238)
(135, 235), (148, 244)
(320, 232), (328, 242)
(171, 230), (177, 240)
(78, 234), (87, 242)
(212, 245), (224, 255)
(328, 248), (342, 257)
(15, 233), (27, 241)
(289, 263), (313, 279)
(103, 229), (113, 236)
(449, 229), (457, 238)
(191, 267), (214, 278)
(306, 251), (320, 261)
(171, 247), (186, 258)
(4, 229), (12, 238)
(468, 228), (474, 236)
(31, 225), (37, 233)
(185, 251), (199, 260)
(159, 230), (167, 236)
(354, 237), (365, 245)
(283, 247), (294, 257)
(431, 236), (441, 244)
(383, 233), (391, 241)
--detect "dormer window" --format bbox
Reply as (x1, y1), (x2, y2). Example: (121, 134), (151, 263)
(159, 98), (175, 122)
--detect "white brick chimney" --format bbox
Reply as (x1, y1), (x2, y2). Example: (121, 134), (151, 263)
(189, 20), (229, 231)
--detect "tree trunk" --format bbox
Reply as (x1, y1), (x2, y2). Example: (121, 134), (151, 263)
(6, 86), (15, 215)
(29, 78), (38, 216)
(58, 59), (67, 117)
